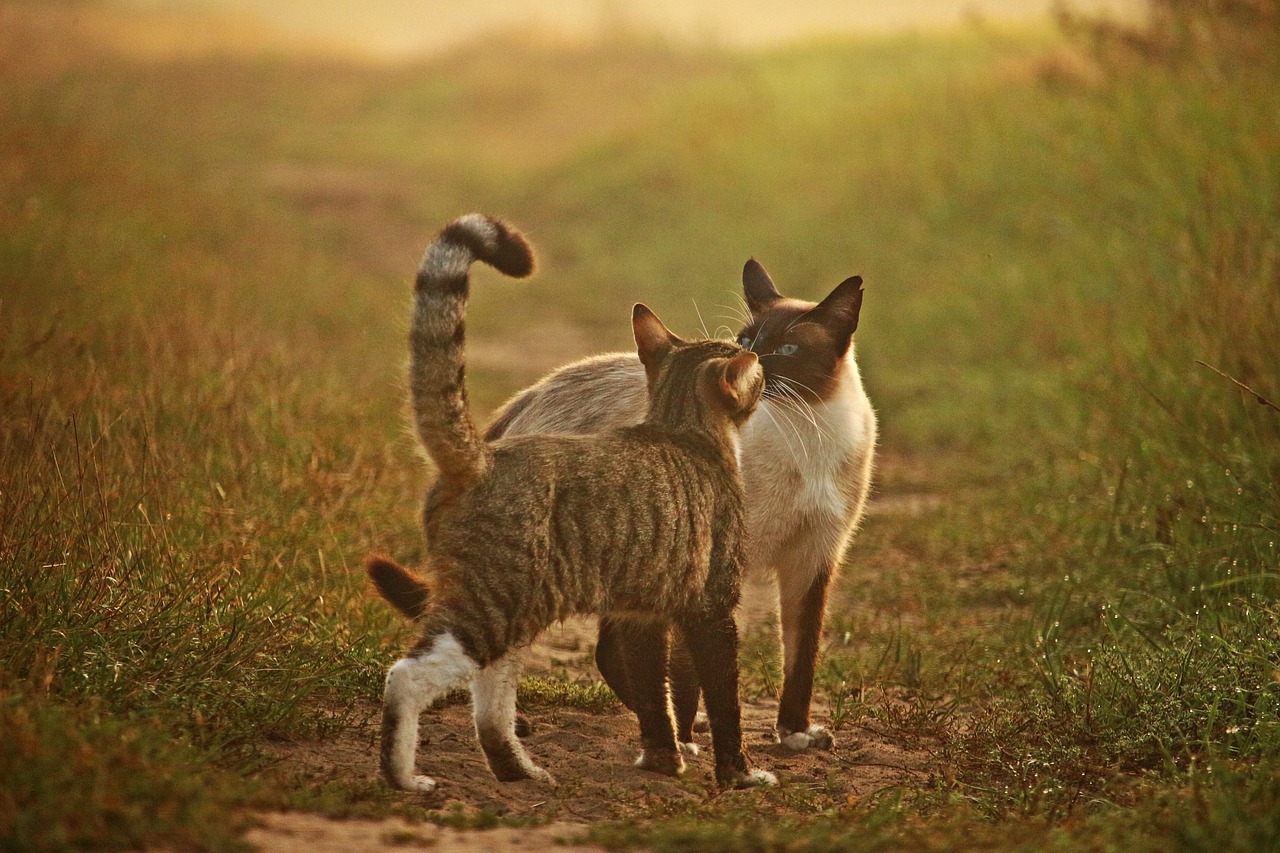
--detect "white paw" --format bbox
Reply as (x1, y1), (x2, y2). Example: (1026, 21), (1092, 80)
(778, 725), (834, 751)
(528, 765), (558, 786)
(678, 741), (700, 757)
(736, 768), (777, 788)
(406, 775), (437, 793)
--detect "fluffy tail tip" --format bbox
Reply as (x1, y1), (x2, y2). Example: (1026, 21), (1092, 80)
(444, 213), (535, 279)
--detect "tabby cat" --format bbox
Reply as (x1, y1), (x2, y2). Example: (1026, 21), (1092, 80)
(376, 257), (876, 752)
(372, 214), (775, 792)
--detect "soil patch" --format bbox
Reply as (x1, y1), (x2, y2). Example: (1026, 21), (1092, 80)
(246, 813), (609, 852)
(254, 553), (934, 851)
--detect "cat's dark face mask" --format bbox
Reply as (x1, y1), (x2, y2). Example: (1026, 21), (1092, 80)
(734, 260), (863, 404)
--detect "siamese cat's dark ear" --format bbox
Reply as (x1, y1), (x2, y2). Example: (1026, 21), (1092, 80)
(812, 275), (864, 351)
(633, 303), (683, 369)
(743, 259), (783, 314)
(718, 351), (762, 409)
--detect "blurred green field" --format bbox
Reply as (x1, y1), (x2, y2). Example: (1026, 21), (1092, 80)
(2, 1), (1278, 850)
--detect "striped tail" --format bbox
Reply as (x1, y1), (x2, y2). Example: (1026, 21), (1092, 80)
(410, 214), (534, 489)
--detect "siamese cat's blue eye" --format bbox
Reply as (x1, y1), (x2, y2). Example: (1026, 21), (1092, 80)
(737, 334), (753, 349)
(776, 343), (799, 356)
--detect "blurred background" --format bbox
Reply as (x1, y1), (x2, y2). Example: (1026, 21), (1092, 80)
(3, 1), (1278, 850)
(99, 0), (1141, 56)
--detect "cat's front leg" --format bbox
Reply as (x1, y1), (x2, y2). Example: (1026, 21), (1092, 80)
(678, 612), (776, 789)
(776, 562), (835, 751)
(619, 619), (684, 776)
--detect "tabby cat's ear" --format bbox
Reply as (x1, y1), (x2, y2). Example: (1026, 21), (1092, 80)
(717, 351), (762, 410)
(743, 259), (783, 314)
(810, 275), (864, 353)
(633, 304), (683, 369)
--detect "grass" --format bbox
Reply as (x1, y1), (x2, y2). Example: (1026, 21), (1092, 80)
(517, 673), (622, 714)
(0, 697), (252, 852)
(2, 0), (1279, 849)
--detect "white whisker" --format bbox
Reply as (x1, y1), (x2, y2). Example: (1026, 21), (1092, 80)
(691, 299), (711, 339)
(716, 301), (751, 329)
(781, 318), (822, 335)
(773, 390), (823, 440)
(775, 380), (834, 444)
(778, 375), (825, 401)
(774, 384), (819, 428)
(758, 400), (808, 465)
(749, 313), (787, 354)
(769, 388), (818, 457)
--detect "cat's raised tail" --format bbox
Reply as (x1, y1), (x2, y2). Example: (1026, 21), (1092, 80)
(367, 556), (430, 619)
(411, 214), (534, 490)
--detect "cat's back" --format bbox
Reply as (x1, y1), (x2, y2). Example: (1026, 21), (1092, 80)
(430, 427), (734, 614)
(485, 352), (647, 440)
(482, 427), (727, 513)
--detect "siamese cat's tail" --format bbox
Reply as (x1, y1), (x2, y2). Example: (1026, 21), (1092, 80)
(368, 556), (431, 619)
(411, 214), (534, 488)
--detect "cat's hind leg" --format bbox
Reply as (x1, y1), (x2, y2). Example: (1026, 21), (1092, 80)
(381, 631), (480, 792)
(473, 651), (555, 784)
(601, 617), (694, 767)
(595, 615), (635, 710)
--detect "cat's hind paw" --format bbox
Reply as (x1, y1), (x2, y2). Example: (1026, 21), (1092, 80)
(778, 725), (834, 751)
(723, 768), (777, 789)
(528, 765), (557, 786)
(399, 775), (438, 794)
(678, 741), (700, 757)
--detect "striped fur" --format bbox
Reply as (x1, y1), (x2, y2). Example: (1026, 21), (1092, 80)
(410, 214), (534, 491)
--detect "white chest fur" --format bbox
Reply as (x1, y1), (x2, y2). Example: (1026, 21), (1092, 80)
(738, 354), (876, 573)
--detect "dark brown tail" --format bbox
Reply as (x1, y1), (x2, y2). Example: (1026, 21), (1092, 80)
(367, 556), (431, 619)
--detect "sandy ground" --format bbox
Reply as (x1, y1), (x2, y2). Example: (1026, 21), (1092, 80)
(246, 816), (611, 853)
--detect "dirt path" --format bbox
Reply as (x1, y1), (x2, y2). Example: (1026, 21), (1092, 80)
(246, 815), (609, 853)
(251, 688), (927, 852)
(251, 534), (934, 852)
